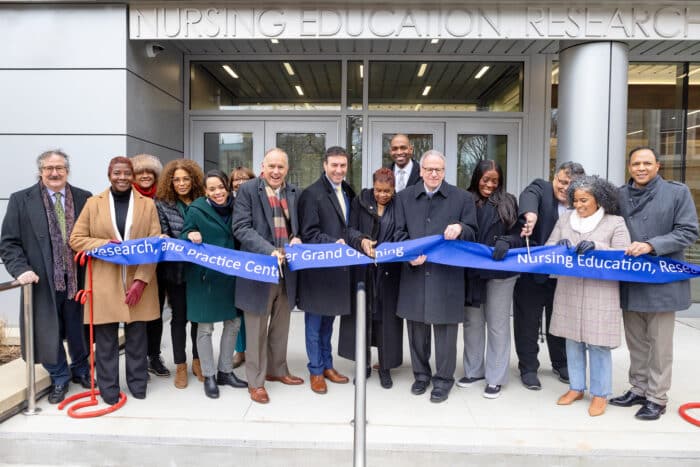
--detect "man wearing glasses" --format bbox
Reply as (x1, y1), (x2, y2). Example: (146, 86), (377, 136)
(514, 161), (585, 391)
(389, 134), (422, 192)
(393, 150), (477, 403)
(0, 150), (92, 404)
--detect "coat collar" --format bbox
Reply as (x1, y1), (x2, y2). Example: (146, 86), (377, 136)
(413, 181), (448, 199)
(190, 196), (230, 231)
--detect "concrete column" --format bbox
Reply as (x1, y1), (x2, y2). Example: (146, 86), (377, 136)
(557, 41), (628, 185)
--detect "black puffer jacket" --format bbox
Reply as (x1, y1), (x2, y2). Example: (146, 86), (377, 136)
(155, 199), (187, 284)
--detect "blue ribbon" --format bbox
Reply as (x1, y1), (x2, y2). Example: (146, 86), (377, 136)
(86, 236), (700, 285)
(87, 237), (279, 284)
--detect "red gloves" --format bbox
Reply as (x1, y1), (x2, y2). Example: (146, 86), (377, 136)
(125, 279), (146, 306)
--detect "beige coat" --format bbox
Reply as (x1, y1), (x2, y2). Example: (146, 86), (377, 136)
(546, 212), (631, 348)
(70, 189), (161, 325)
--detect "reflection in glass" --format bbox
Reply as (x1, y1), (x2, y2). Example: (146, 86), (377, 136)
(276, 133), (326, 189)
(203, 132), (253, 173)
(347, 61), (363, 110)
(369, 61), (523, 112)
(381, 133), (433, 168)
(347, 116), (363, 192)
(191, 61), (341, 111)
(456, 134), (508, 189)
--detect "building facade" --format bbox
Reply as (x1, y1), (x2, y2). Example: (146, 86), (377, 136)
(2, 1), (700, 322)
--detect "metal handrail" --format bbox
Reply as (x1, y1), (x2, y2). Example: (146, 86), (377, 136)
(353, 282), (367, 467)
(0, 280), (39, 415)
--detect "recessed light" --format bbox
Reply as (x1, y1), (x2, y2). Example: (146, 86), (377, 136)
(417, 63), (428, 78)
(295, 85), (304, 96)
(430, 39), (439, 44)
(475, 66), (490, 79)
(360, 64), (364, 79)
(283, 62), (295, 76)
(222, 65), (238, 79)
(422, 85), (431, 96)
(271, 39), (279, 44)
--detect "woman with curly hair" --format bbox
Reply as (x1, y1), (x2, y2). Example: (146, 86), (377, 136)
(155, 159), (206, 388)
(546, 175), (631, 416)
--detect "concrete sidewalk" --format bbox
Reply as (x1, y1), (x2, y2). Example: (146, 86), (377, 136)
(1, 314), (699, 466)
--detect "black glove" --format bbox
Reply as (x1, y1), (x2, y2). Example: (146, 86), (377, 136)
(557, 238), (573, 248)
(492, 238), (510, 261)
(575, 240), (595, 255)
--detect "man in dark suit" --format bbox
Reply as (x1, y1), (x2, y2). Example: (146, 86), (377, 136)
(389, 133), (421, 192)
(514, 161), (585, 391)
(0, 149), (92, 404)
(232, 148), (305, 404)
(297, 146), (372, 394)
(393, 150), (477, 403)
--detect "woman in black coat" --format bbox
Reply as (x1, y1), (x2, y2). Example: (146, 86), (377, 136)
(339, 168), (403, 389)
(459, 160), (523, 399)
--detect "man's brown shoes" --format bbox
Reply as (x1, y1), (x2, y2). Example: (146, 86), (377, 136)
(249, 386), (270, 404)
(310, 375), (327, 394)
(323, 368), (349, 384)
(266, 374), (304, 385)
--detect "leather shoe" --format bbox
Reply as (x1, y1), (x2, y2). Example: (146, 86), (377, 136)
(248, 386), (270, 404)
(203, 376), (219, 399)
(378, 369), (393, 389)
(323, 368), (349, 384)
(635, 401), (666, 420)
(411, 379), (429, 395)
(48, 384), (68, 404)
(557, 390), (584, 405)
(430, 387), (449, 403)
(310, 374), (327, 394)
(266, 374), (304, 385)
(216, 371), (247, 388)
(588, 396), (607, 417)
(71, 374), (92, 389)
(609, 390), (647, 407)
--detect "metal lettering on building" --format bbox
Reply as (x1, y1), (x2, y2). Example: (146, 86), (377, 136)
(130, 5), (700, 40)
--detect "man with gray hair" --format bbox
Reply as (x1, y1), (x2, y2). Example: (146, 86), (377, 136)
(513, 161), (585, 391)
(393, 149), (477, 403)
(0, 150), (92, 404)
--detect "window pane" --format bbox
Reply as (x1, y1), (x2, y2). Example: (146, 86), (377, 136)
(381, 133), (433, 167)
(456, 134), (508, 189)
(191, 61), (341, 110)
(276, 133), (326, 189)
(347, 61), (363, 110)
(347, 116), (363, 192)
(369, 61), (523, 112)
(203, 132), (253, 174)
(686, 64), (700, 300)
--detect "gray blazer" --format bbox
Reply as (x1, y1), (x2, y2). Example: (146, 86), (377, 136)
(232, 177), (300, 314)
(618, 176), (699, 312)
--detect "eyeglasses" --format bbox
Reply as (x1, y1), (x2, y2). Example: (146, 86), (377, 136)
(422, 167), (444, 175)
(172, 177), (192, 184)
(41, 166), (67, 173)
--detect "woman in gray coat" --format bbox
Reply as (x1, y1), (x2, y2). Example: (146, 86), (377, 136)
(546, 176), (630, 417)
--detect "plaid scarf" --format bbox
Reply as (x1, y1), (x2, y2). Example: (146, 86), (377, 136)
(40, 182), (78, 298)
(264, 182), (290, 249)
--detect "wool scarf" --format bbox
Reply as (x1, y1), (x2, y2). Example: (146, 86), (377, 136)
(264, 182), (290, 249)
(40, 182), (78, 298)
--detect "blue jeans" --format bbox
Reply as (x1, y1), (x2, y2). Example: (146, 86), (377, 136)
(565, 339), (612, 397)
(43, 290), (89, 386)
(305, 312), (335, 375)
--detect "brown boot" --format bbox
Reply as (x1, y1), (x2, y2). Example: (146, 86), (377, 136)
(192, 358), (204, 382)
(174, 363), (188, 389)
(588, 396), (607, 416)
(557, 390), (584, 405)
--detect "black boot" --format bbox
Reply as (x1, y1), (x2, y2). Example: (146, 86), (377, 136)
(378, 368), (393, 389)
(216, 371), (247, 388)
(203, 376), (219, 399)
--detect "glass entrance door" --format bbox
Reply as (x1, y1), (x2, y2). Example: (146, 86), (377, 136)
(190, 119), (340, 189)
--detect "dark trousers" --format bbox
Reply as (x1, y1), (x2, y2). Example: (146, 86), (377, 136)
(406, 320), (458, 390)
(513, 275), (566, 375)
(43, 290), (89, 386)
(147, 274), (166, 358)
(94, 321), (147, 403)
(159, 278), (198, 364)
(305, 312), (335, 375)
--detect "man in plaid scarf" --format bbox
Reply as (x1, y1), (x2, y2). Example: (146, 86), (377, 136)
(232, 148), (304, 404)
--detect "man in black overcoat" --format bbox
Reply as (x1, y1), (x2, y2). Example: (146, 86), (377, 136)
(514, 161), (584, 390)
(232, 148), (305, 404)
(393, 150), (477, 403)
(0, 149), (92, 404)
(297, 146), (371, 394)
(389, 133), (421, 192)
